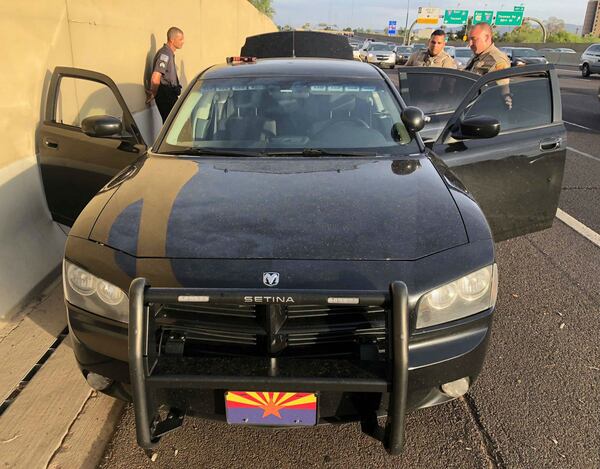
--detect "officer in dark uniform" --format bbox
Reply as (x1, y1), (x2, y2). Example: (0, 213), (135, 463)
(146, 27), (184, 122)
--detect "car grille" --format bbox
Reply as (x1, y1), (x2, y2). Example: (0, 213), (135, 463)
(155, 302), (387, 359)
(376, 55), (391, 61)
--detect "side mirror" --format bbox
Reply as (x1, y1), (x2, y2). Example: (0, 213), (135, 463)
(400, 106), (426, 134)
(81, 115), (123, 138)
(454, 116), (500, 139)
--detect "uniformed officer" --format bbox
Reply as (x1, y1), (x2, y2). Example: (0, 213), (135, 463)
(465, 23), (512, 109)
(464, 23), (510, 75)
(405, 30), (457, 69)
(146, 27), (184, 122)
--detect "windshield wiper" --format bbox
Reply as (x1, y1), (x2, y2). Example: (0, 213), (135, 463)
(264, 148), (377, 157)
(159, 147), (267, 158)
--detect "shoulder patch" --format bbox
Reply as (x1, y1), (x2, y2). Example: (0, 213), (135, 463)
(159, 62), (166, 69)
(159, 54), (169, 62)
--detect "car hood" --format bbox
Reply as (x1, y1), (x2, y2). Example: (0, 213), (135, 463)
(89, 155), (468, 260)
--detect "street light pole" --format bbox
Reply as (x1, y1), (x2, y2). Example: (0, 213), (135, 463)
(404, 0), (410, 44)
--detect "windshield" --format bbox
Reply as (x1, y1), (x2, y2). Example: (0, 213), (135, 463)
(159, 76), (416, 155)
(455, 49), (472, 58)
(369, 43), (395, 51)
(513, 48), (538, 57)
(396, 47), (413, 53)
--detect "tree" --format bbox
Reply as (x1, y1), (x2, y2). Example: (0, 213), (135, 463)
(248, 0), (275, 18)
(301, 23), (311, 30)
(545, 17), (565, 35)
(499, 23), (542, 43)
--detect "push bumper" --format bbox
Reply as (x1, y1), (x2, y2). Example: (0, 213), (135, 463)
(68, 280), (493, 455)
(129, 278), (410, 454)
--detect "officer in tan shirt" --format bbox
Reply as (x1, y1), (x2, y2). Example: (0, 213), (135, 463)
(465, 22), (512, 108)
(405, 29), (457, 69)
(464, 22), (511, 75)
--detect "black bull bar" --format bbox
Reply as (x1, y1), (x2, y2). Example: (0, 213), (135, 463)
(128, 278), (409, 455)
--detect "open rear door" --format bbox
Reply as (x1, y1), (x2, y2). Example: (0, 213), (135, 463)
(39, 67), (146, 226)
(398, 64), (566, 241)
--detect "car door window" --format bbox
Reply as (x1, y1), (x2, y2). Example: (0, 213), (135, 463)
(398, 70), (475, 116)
(55, 76), (131, 138)
(397, 69), (478, 141)
(463, 73), (552, 132)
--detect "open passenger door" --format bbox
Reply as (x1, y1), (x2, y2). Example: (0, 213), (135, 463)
(397, 64), (566, 241)
(39, 67), (147, 226)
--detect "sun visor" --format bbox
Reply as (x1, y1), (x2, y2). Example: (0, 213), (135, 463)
(241, 31), (353, 60)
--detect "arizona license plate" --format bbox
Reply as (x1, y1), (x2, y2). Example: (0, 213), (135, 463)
(225, 391), (317, 426)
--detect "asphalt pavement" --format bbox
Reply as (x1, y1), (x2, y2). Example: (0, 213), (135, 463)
(100, 67), (600, 469)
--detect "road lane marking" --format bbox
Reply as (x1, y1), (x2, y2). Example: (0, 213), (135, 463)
(567, 146), (600, 162)
(565, 121), (598, 132)
(556, 209), (600, 249)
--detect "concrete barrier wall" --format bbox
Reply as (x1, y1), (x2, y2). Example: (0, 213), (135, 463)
(0, 1), (276, 319)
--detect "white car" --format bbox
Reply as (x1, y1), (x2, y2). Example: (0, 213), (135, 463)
(580, 44), (600, 77)
(359, 42), (397, 68)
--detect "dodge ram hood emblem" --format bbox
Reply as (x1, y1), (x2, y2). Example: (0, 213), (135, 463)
(263, 272), (280, 287)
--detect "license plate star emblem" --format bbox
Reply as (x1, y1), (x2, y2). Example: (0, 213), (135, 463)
(225, 392), (317, 426)
(263, 272), (280, 287)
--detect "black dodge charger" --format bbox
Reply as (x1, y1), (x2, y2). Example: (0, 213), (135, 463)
(39, 39), (565, 454)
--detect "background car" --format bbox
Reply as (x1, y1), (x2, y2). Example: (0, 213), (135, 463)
(580, 43), (600, 77)
(454, 46), (473, 69)
(393, 45), (414, 64)
(500, 47), (548, 66)
(359, 41), (397, 68)
(444, 45), (456, 58)
(351, 43), (361, 60)
(411, 43), (426, 52)
(538, 47), (556, 55)
(555, 47), (576, 53)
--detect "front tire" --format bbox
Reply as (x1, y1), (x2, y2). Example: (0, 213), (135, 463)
(582, 63), (591, 78)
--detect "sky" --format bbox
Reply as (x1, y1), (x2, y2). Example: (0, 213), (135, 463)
(272, 0), (588, 30)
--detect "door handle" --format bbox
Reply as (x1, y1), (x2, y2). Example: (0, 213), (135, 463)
(539, 138), (561, 152)
(43, 138), (59, 150)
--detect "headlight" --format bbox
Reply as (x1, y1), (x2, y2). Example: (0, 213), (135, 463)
(67, 263), (97, 296)
(368, 53), (374, 57)
(416, 264), (498, 329)
(63, 260), (129, 323)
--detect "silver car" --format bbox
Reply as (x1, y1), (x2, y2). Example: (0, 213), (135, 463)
(393, 45), (414, 65)
(454, 47), (473, 69)
(359, 42), (397, 68)
(580, 44), (600, 78)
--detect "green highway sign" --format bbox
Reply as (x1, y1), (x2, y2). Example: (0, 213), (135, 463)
(513, 6), (525, 12)
(473, 10), (494, 24)
(495, 11), (524, 26)
(444, 9), (469, 25)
